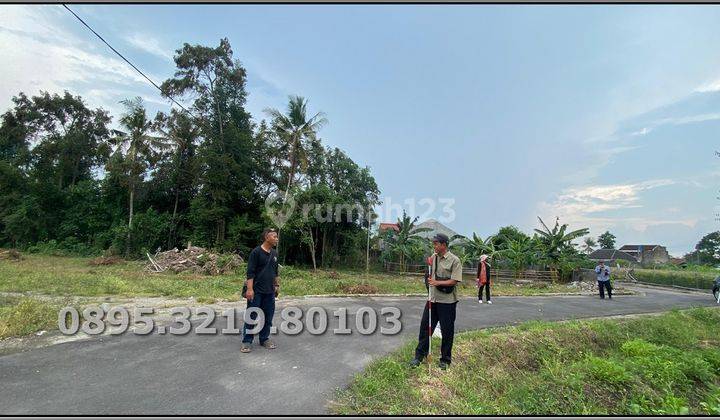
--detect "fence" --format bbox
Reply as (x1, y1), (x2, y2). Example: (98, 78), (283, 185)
(384, 261), (557, 282)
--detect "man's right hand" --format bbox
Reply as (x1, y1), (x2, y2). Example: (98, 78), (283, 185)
(245, 289), (255, 301)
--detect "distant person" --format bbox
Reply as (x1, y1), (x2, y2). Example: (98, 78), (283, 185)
(409, 233), (463, 370)
(476, 254), (492, 304)
(595, 260), (612, 300)
(241, 228), (280, 353)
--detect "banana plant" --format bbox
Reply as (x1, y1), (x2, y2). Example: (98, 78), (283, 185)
(534, 216), (589, 281)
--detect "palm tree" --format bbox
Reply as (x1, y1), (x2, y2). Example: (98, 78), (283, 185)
(582, 237), (597, 255)
(264, 96), (327, 199)
(534, 216), (589, 281)
(111, 97), (170, 255)
(154, 110), (199, 248)
(384, 211), (431, 271)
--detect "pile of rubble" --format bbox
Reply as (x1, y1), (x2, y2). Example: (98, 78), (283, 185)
(145, 245), (244, 275)
(0, 249), (22, 261)
(567, 280), (604, 293)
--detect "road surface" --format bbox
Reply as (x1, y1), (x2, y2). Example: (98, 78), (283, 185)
(0, 284), (714, 415)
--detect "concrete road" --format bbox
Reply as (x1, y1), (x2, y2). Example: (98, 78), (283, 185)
(0, 284), (715, 415)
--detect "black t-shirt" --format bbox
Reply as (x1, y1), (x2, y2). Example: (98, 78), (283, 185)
(246, 246), (278, 294)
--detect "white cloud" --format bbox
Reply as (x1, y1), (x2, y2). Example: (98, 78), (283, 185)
(534, 178), (709, 255)
(630, 127), (652, 136)
(125, 33), (174, 62)
(694, 78), (720, 93)
(544, 179), (676, 217)
(0, 5), (166, 116)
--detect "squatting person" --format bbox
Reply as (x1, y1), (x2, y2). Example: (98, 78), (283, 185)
(409, 233), (463, 370)
(477, 254), (492, 304)
(595, 260), (612, 300)
(240, 228), (280, 353)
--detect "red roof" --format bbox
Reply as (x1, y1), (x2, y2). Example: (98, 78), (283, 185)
(379, 222), (399, 232)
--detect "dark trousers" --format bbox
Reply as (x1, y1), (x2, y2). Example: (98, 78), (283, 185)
(415, 301), (457, 364)
(598, 280), (612, 299)
(478, 283), (490, 301)
(242, 292), (275, 343)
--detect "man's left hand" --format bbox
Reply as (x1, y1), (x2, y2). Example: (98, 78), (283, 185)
(274, 286), (279, 298)
(428, 278), (439, 286)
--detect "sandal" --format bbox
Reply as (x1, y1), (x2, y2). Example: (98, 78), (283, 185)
(260, 340), (277, 349)
(240, 343), (251, 353)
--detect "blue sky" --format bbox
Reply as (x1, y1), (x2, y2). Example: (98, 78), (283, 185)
(1, 4), (719, 256)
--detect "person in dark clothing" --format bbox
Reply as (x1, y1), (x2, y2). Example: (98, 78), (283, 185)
(476, 254), (492, 304)
(240, 228), (280, 353)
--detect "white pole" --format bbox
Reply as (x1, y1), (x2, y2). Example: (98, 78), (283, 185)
(427, 257), (433, 373)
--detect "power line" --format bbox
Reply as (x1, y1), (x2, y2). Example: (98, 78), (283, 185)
(62, 4), (194, 117)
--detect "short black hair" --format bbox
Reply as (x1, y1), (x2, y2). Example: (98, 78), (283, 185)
(262, 228), (277, 241)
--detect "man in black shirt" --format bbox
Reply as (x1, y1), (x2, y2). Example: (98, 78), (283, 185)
(240, 228), (280, 353)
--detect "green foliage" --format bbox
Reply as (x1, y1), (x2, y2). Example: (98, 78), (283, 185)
(0, 297), (60, 339)
(333, 308), (720, 415)
(686, 231), (720, 266)
(597, 231), (616, 249)
(380, 210), (431, 270)
(109, 209), (172, 258)
(633, 268), (717, 289)
(0, 39), (380, 267)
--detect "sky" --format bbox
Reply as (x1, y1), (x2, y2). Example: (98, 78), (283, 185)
(1, 4), (719, 256)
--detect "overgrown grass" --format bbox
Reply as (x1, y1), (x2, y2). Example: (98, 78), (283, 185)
(332, 308), (720, 415)
(0, 296), (60, 339)
(633, 268), (717, 290)
(0, 254), (595, 300)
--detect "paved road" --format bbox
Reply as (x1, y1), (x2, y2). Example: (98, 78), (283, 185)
(0, 284), (715, 415)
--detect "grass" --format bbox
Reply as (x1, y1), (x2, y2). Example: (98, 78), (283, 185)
(632, 268), (717, 290)
(0, 296), (61, 339)
(331, 307), (720, 415)
(0, 253), (592, 301)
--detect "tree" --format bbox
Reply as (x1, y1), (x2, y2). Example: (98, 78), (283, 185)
(0, 91), (111, 247)
(597, 231), (616, 249)
(153, 110), (200, 248)
(582, 237), (597, 254)
(161, 38), (258, 247)
(534, 216), (589, 281)
(17, 91), (110, 189)
(264, 96), (327, 198)
(108, 97), (169, 256)
(688, 231), (720, 265)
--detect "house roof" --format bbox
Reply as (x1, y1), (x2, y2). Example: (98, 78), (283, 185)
(379, 222), (399, 232)
(413, 219), (460, 242)
(619, 245), (661, 252)
(589, 249), (638, 262)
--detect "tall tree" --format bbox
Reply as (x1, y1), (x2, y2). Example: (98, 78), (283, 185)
(108, 97), (169, 255)
(161, 38), (258, 247)
(597, 231), (617, 249)
(264, 96), (327, 198)
(153, 110), (200, 247)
